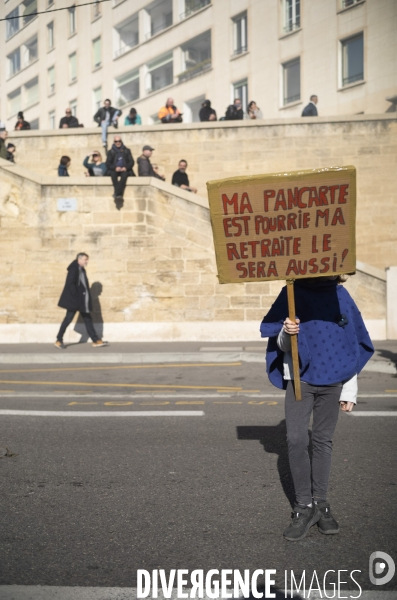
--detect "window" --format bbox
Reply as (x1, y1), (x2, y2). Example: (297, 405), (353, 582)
(92, 37), (101, 68)
(25, 76), (39, 107)
(49, 110), (56, 129)
(69, 52), (77, 82)
(70, 99), (78, 116)
(6, 7), (19, 40)
(48, 66), (55, 94)
(283, 0), (300, 34)
(342, 0), (363, 7)
(21, 0), (37, 26)
(68, 6), (76, 35)
(8, 88), (22, 117)
(233, 79), (248, 112)
(341, 33), (364, 86)
(30, 118), (39, 129)
(48, 0), (54, 5)
(47, 22), (54, 50)
(232, 12), (247, 55)
(114, 14), (139, 58)
(145, 0), (172, 40)
(93, 87), (102, 111)
(282, 57), (300, 104)
(7, 48), (21, 78)
(92, 0), (101, 19)
(180, 0), (210, 20)
(115, 69), (139, 107)
(179, 30), (211, 82)
(146, 52), (173, 93)
(22, 36), (38, 66)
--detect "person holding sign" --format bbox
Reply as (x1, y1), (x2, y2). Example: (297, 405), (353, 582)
(260, 275), (374, 542)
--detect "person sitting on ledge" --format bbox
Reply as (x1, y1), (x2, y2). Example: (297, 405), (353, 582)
(199, 99), (217, 122)
(106, 136), (135, 204)
(137, 145), (165, 180)
(172, 159), (197, 193)
(59, 108), (80, 128)
(83, 151), (107, 176)
(158, 98), (182, 124)
(58, 155), (71, 176)
(14, 111), (30, 131)
(124, 108), (142, 126)
(6, 143), (16, 163)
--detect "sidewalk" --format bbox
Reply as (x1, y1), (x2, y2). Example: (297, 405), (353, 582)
(0, 341), (396, 373)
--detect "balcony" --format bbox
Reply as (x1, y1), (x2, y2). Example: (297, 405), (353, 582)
(178, 58), (211, 82)
(144, 0), (173, 40)
(179, 30), (211, 82)
(114, 15), (139, 58)
(179, 0), (210, 20)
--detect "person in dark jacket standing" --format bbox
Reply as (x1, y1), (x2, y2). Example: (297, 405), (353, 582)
(93, 99), (122, 147)
(302, 95), (318, 117)
(137, 146), (165, 180)
(55, 253), (108, 348)
(106, 136), (135, 205)
(199, 99), (217, 122)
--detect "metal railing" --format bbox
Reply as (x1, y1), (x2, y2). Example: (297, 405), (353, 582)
(145, 15), (173, 40)
(342, 72), (363, 86)
(233, 45), (247, 56)
(177, 58), (211, 82)
(283, 18), (300, 34)
(283, 93), (300, 105)
(179, 0), (210, 20)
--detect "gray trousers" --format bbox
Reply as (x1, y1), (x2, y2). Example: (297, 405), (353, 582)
(285, 380), (342, 505)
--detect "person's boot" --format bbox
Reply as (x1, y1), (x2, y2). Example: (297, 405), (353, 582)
(283, 504), (320, 541)
(54, 340), (66, 349)
(316, 501), (339, 534)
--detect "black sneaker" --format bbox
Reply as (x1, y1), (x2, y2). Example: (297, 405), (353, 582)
(317, 501), (339, 534)
(283, 504), (321, 541)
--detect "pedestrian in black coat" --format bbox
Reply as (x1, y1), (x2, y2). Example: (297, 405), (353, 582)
(302, 95), (318, 117)
(55, 253), (108, 348)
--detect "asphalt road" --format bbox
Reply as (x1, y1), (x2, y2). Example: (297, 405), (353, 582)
(0, 359), (396, 596)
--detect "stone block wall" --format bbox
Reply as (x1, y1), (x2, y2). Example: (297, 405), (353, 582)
(0, 160), (388, 342)
(8, 115), (397, 270)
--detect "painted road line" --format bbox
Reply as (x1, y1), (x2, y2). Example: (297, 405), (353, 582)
(0, 362), (242, 374)
(0, 380), (241, 391)
(0, 587), (394, 600)
(349, 411), (397, 416)
(0, 392), (395, 399)
(0, 410), (205, 417)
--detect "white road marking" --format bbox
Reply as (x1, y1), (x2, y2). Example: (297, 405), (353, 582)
(349, 411), (397, 416)
(0, 392), (395, 399)
(0, 410), (204, 417)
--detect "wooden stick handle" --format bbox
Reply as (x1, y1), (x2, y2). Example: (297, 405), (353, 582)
(286, 280), (302, 401)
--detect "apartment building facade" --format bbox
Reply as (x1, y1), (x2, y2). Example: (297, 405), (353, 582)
(0, 0), (396, 131)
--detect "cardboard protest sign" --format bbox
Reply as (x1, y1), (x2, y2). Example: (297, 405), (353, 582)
(207, 166), (356, 283)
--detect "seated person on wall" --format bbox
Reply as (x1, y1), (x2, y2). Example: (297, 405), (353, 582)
(124, 108), (142, 126)
(59, 108), (80, 128)
(83, 151), (107, 176)
(137, 145), (165, 180)
(172, 160), (197, 193)
(6, 143), (16, 163)
(158, 97), (183, 124)
(14, 111), (30, 130)
(0, 131), (8, 159)
(106, 136), (135, 203)
(199, 99), (217, 122)
(247, 100), (263, 119)
(58, 155), (71, 176)
(224, 98), (244, 121)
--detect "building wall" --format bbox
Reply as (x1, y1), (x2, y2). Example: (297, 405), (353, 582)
(0, 160), (388, 341)
(7, 115), (397, 270)
(1, 0), (396, 131)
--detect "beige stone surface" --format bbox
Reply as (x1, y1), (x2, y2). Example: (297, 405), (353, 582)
(7, 116), (397, 269)
(0, 151), (389, 340)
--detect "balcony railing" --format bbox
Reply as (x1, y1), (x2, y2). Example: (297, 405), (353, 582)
(283, 18), (300, 34)
(114, 39), (138, 58)
(145, 15), (173, 40)
(180, 0), (210, 20)
(342, 72), (363, 86)
(177, 58), (211, 82)
(283, 93), (300, 105)
(233, 45), (247, 56)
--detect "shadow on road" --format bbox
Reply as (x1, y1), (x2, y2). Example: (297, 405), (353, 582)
(74, 281), (104, 343)
(237, 420), (296, 508)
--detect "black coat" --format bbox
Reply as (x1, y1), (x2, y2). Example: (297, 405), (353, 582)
(59, 116), (80, 128)
(106, 145), (135, 174)
(58, 260), (92, 313)
(301, 102), (318, 117)
(93, 106), (122, 125)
